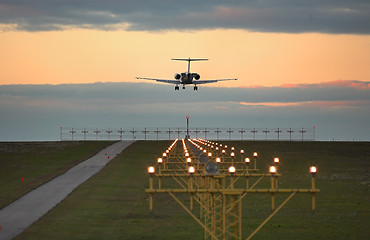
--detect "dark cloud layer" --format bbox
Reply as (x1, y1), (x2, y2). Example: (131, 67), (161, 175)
(1, 1), (369, 33)
(0, 81), (369, 141)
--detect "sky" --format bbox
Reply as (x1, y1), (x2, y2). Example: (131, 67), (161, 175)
(0, 0), (369, 141)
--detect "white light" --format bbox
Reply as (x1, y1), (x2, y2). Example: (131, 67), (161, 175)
(310, 166), (317, 174)
(269, 166), (277, 174)
(188, 166), (195, 174)
(163, 152), (167, 157)
(274, 157), (279, 163)
(240, 149), (244, 154)
(216, 157), (221, 163)
(231, 152), (235, 157)
(254, 152), (258, 157)
(229, 166), (236, 173)
(187, 158), (192, 163)
(231, 147), (235, 151)
(208, 152), (212, 157)
(157, 158), (163, 163)
(148, 166), (155, 174)
(245, 157), (250, 163)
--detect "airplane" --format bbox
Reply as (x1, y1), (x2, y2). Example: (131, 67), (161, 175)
(136, 58), (237, 91)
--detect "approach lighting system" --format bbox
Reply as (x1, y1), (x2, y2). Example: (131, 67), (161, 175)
(148, 166), (155, 174)
(146, 138), (320, 237)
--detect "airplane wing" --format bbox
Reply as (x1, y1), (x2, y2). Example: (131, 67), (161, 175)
(136, 77), (181, 85)
(195, 78), (237, 85)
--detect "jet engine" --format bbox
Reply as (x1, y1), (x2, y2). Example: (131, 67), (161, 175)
(194, 73), (200, 80)
(174, 73), (181, 79)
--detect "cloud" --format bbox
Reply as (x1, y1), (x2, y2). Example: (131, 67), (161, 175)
(1, 80), (370, 141)
(277, 80), (370, 90)
(0, 1), (369, 34)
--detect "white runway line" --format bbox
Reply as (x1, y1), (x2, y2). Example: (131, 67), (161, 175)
(0, 141), (134, 240)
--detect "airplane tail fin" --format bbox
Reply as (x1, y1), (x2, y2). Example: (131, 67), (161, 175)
(171, 58), (209, 62)
(171, 58), (208, 72)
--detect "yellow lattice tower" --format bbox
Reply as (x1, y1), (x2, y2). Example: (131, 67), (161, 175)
(146, 138), (319, 240)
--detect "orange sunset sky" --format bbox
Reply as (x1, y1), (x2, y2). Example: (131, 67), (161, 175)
(0, 29), (369, 87)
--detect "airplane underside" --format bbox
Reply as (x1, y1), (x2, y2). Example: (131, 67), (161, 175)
(175, 84), (198, 91)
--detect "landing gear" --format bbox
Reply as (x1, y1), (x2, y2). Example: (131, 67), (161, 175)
(194, 86), (198, 91)
(175, 86), (179, 90)
(182, 85), (186, 89)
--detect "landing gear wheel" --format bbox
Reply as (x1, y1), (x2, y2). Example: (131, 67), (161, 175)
(194, 86), (198, 91)
(182, 86), (186, 89)
(175, 86), (179, 90)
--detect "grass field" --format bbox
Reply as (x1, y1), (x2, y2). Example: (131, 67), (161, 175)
(8, 140), (370, 239)
(0, 141), (114, 209)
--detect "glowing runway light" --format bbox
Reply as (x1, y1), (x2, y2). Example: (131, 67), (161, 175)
(229, 166), (236, 174)
(310, 166), (317, 174)
(148, 166), (155, 174)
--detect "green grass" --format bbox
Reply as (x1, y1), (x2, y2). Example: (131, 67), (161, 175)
(0, 141), (114, 209)
(13, 141), (370, 239)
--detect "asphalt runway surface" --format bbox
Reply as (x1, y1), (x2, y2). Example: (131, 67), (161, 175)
(0, 141), (134, 240)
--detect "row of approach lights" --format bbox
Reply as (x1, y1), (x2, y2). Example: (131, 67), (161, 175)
(148, 138), (318, 176)
(149, 159), (317, 176)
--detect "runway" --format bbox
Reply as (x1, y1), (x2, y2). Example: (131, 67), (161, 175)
(0, 141), (134, 240)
